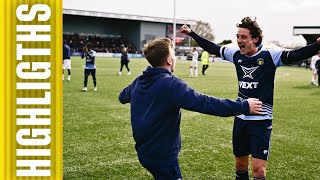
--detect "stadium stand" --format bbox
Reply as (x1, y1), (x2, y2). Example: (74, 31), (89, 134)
(63, 33), (142, 54)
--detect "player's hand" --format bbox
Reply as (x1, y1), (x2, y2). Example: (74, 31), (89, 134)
(317, 37), (320, 44)
(247, 98), (262, 114)
(180, 24), (192, 34)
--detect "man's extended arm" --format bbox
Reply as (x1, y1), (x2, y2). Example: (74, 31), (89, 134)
(180, 25), (221, 56)
(188, 31), (221, 56)
(281, 38), (320, 64)
(171, 78), (262, 117)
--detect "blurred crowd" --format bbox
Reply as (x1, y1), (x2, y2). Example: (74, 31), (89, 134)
(63, 33), (142, 54)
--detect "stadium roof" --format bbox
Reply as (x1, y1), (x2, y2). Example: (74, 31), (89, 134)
(63, 8), (197, 25)
(293, 26), (320, 35)
(293, 26), (320, 44)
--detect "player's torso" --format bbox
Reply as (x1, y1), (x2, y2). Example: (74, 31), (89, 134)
(63, 45), (70, 59)
(84, 50), (96, 69)
(233, 50), (277, 105)
(192, 52), (198, 62)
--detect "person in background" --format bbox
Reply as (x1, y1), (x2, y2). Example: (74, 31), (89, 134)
(315, 57), (320, 86)
(201, 51), (210, 75)
(310, 51), (320, 85)
(189, 47), (199, 77)
(81, 43), (97, 92)
(117, 47), (131, 75)
(63, 40), (72, 81)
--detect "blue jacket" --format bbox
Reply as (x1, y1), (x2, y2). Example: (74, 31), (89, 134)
(121, 52), (129, 63)
(119, 66), (249, 160)
(63, 44), (70, 60)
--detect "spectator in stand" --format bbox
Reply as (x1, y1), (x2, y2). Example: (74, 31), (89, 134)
(63, 33), (141, 54)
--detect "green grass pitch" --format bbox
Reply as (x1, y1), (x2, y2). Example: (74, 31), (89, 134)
(63, 57), (320, 179)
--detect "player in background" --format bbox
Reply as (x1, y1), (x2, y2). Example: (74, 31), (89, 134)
(117, 47), (131, 75)
(81, 43), (97, 92)
(181, 17), (320, 180)
(189, 47), (199, 77)
(310, 51), (320, 85)
(119, 37), (263, 179)
(201, 51), (210, 75)
(315, 57), (320, 86)
(63, 40), (71, 81)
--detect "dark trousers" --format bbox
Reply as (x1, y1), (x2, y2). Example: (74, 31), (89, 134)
(202, 65), (209, 74)
(120, 61), (130, 72)
(84, 69), (96, 87)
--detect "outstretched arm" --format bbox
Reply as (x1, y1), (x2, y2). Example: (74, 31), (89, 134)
(119, 80), (137, 104)
(171, 78), (262, 117)
(180, 25), (221, 56)
(281, 38), (320, 64)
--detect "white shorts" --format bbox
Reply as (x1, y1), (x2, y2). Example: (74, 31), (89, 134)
(63, 59), (71, 69)
(311, 68), (318, 75)
(190, 61), (198, 68)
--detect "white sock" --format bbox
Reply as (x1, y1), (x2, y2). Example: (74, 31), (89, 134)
(68, 75), (71, 80)
(194, 68), (198, 77)
(189, 68), (194, 77)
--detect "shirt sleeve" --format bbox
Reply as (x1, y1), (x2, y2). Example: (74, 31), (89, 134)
(219, 47), (238, 63)
(188, 31), (221, 56)
(119, 79), (137, 104)
(267, 49), (284, 67)
(280, 43), (320, 65)
(171, 78), (249, 117)
(91, 50), (96, 57)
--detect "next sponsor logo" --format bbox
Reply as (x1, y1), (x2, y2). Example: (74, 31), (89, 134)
(239, 81), (259, 89)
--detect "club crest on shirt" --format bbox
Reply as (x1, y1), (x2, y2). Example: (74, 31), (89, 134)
(240, 65), (259, 79)
(257, 58), (264, 65)
(238, 59), (242, 63)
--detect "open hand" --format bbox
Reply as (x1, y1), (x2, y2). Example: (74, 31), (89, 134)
(247, 98), (262, 114)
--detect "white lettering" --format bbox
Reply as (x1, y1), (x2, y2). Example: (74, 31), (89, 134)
(16, 108), (51, 125)
(16, 160), (50, 176)
(16, 44), (50, 60)
(239, 81), (259, 89)
(17, 25), (51, 41)
(16, 62), (51, 79)
(17, 149), (50, 156)
(16, 129), (51, 146)
(16, 92), (50, 105)
(16, 4), (51, 22)
(16, 82), (50, 90)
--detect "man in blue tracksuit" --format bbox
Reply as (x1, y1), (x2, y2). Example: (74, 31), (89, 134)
(119, 38), (262, 179)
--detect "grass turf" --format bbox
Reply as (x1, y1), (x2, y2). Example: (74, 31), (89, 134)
(63, 57), (320, 179)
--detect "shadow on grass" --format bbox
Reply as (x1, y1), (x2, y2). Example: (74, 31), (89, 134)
(292, 85), (319, 90)
(292, 85), (320, 96)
